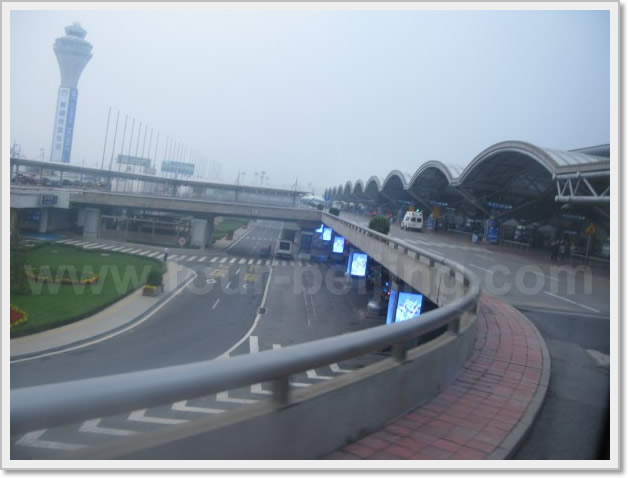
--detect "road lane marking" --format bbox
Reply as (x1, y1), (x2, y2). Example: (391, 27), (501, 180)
(212, 299), (220, 310)
(238, 258), (246, 264)
(147, 251), (160, 258)
(187, 256), (198, 262)
(101, 245), (117, 250)
(168, 255), (179, 261)
(128, 249), (142, 254)
(128, 409), (187, 425)
(330, 363), (351, 373)
(216, 391), (257, 405)
(80, 419), (137, 436)
(219, 257), (228, 263)
(171, 401), (224, 414)
(235, 269), (240, 275)
(469, 263), (493, 274)
(209, 257), (218, 263)
(248, 259), (255, 265)
(306, 370), (334, 380)
(111, 246), (126, 251)
(16, 430), (87, 451)
(198, 256), (208, 262)
(139, 250), (152, 256)
(229, 258), (237, 264)
(256, 259), (262, 265)
(586, 349), (610, 368)
(542, 291), (600, 313)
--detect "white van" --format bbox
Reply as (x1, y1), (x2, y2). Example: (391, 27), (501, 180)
(401, 211), (424, 232)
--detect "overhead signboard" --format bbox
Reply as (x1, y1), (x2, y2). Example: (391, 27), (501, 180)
(117, 155), (151, 167)
(41, 194), (58, 206)
(161, 161), (195, 176)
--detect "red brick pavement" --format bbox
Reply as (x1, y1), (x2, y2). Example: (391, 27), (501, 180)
(324, 294), (550, 460)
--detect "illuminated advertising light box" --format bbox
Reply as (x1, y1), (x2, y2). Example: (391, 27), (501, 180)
(322, 227), (332, 241)
(315, 224), (324, 233)
(395, 292), (424, 322)
(333, 236), (345, 254)
(350, 252), (368, 277)
(386, 289), (397, 325)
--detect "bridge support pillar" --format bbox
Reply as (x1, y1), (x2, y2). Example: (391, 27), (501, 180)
(37, 208), (50, 234)
(81, 208), (101, 240)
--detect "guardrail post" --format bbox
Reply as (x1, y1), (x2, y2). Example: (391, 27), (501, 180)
(447, 316), (461, 335)
(392, 343), (406, 362)
(272, 377), (290, 406)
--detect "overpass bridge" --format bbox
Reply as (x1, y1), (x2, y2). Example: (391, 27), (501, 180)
(10, 186), (321, 248)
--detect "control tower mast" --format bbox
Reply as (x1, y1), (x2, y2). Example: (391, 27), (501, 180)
(50, 22), (92, 163)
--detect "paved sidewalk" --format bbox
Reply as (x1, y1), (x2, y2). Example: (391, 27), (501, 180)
(10, 261), (195, 360)
(325, 294), (550, 460)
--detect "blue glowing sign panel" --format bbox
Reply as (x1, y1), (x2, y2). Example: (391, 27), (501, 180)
(485, 218), (500, 244)
(333, 236), (345, 254)
(322, 227), (332, 241)
(350, 252), (368, 277)
(386, 289), (397, 325)
(315, 224), (324, 233)
(395, 292), (424, 322)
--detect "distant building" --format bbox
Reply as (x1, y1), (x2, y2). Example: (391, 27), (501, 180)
(50, 23), (92, 163)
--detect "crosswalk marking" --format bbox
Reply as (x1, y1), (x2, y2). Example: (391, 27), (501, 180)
(168, 254), (179, 261)
(101, 245), (117, 250)
(209, 257), (219, 263)
(139, 250), (152, 256)
(65, 240), (82, 244)
(248, 259), (254, 265)
(256, 260), (262, 265)
(111, 247), (126, 251)
(128, 249), (142, 254)
(273, 344), (311, 387)
(219, 257), (228, 263)
(56, 238), (73, 243)
(147, 251), (160, 258)
(187, 256), (198, 262)
(229, 258), (237, 264)
(74, 241), (90, 246)
(239, 258), (247, 264)
(198, 256), (208, 262)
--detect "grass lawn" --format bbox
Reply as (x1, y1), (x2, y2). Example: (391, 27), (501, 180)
(212, 218), (248, 241)
(10, 244), (166, 338)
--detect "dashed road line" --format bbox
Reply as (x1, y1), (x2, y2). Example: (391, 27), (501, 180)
(212, 299), (220, 310)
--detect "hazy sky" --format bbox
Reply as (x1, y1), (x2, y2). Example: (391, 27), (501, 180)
(7, 5), (611, 194)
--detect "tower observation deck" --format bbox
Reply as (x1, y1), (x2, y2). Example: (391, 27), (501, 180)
(50, 22), (92, 163)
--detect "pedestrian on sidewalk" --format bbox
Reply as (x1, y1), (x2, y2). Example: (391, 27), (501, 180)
(558, 240), (566, 261)
(550, 240), (559, 262)
(163, 247), (169, 262)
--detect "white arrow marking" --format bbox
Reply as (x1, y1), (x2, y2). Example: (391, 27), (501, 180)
(80, 419), (137, 436)
(216, 391), (258, 404)
(128, 409), (188, 425)
(172, 400), (224, 414)
(330, 363), (351, 373)
(16, 430), (87, 451)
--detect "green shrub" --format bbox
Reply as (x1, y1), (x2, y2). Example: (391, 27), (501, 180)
(329, 207), (340, 216)
(146, 269), (163, 287)
(369, 215), (391, 235)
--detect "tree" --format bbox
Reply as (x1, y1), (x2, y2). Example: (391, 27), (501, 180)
(368, 215), (390, 235)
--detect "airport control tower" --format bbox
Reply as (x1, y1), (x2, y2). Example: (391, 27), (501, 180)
(50, 23), (92, 163)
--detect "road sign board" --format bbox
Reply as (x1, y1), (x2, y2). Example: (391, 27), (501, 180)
(585, 224), (597, 235)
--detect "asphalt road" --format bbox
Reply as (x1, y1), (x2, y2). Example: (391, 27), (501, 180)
(10, 220), (386, 459)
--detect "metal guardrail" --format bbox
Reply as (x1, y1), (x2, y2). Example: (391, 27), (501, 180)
(11, 214), (481, 442)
